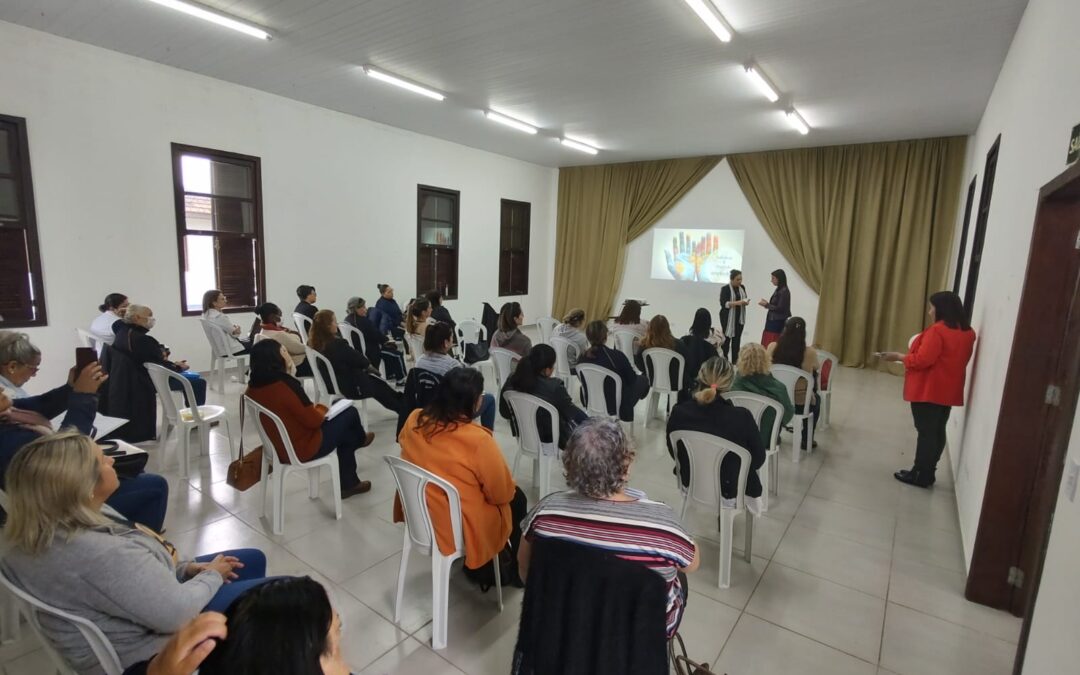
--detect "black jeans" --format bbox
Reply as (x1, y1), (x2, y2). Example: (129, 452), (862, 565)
(314, 406), (367, 489)
(911, 402), (952, 476)
(463, 487), (529, 585)
(722, 322), (744, 364)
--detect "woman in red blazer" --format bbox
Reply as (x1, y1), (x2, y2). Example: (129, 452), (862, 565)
(882, 291), (976, 487)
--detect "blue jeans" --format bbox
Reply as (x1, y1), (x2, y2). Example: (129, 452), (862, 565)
(478, 393), (496, 431)
(197, 548), (274, 612)
(169, 372), (207, 407)
(106, 473), (169, 532)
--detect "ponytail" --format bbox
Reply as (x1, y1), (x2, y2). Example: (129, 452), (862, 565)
(691, 356), (734, 405)
(506, 344), (556, 392)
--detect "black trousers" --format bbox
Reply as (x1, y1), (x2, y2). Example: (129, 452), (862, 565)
(911, 402), (952, 475)
(463, 487), (529, 584)
(722, 322), (745, 364)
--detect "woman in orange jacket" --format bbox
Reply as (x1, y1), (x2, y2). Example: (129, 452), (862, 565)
(396, 367), (527, 587)
(882, 291), (976, 488)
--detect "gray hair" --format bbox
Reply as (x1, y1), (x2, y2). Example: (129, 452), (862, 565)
(562, 418), (635, 498)
(123, 304), (151, 323)
(346, 296), (365, 314)
(0, 331), (41, 366)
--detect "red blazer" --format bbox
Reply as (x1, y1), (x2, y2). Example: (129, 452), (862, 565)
(903, 322), (976, 407)
(245, 380), (327, 463)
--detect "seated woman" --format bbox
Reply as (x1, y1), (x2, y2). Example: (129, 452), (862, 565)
(405, 298), (433, 343)
(113, 304), (208, 408)
(731, 342), (795, 448)
(294, 285), (318, 320)
(413, 322), (496, 430)
(201, 289), (249, 355)
(766, 316), (819, 450)
(491, 302), (532, 357)
(677, 308), (720, 403)
(666, 357), (767, 515)
(552, 308), (589, 368)
(198, 577), (349, 675)
(2, 431), (268, 673)
(251, 303), (311, 377)
(344, 296), (406, 384)
(578, 321), (649, 422)
(397, 368), (527, 587)
(374, 283), (405, 341)
(634, 314), (687, 391)
(89, 292), (129, 346)
(245, 340), (374, 497)
(518, 418), (698, 638)
(307, 310), (403, 415)
(0, 331), (169, 531)
(425, 290), (456, 333)
(609, 300), (649, 352)
(499, 344), (587, 449)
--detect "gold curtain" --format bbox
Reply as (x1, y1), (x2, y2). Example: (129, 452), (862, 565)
(551, 156), (721, 321)
(728, 136), (966, 367)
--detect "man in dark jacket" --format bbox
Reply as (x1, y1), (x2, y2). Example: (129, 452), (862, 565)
(294, 284), (318, 319)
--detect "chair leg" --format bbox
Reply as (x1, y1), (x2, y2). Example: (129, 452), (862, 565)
(329, 463), (342, 520)
(221, 418), (236, 461)
(394, 533), (411, 624)
(760, 458), (771, 513)
(431, 555), (452, 650)
(770, 450), (779, 496)
(260, 456), (271, 519)
(511, 448), (522, 479)
(199, 423), (211, 457)
(493, 552), (504, 612)
(791, 416), (803, 463)
(308, 468), (320, 499)
(272, 469), (286, 535)
(178, 427), (191, 478)
(743, 510), (753, 563)
(537, 454), (553, 499)
(0, 592), (21, 644)
(718, 507), (736, 589)
(217, 357), (226, 393)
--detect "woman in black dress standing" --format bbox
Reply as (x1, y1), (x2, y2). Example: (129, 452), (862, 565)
(718, 269), (749, 363)
(758, 269), (791, 347)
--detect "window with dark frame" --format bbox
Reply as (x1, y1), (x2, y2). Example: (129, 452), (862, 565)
(0, 115), (46, 328)
(499, 199), (530, 296)
(963, 135), (1001, 323)
(952, 176), (978, 295)
(417, 185), (459, 299)
(171, 143), (266, 316)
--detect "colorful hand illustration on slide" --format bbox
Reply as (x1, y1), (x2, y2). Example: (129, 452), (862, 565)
(663, 231), (740, 283)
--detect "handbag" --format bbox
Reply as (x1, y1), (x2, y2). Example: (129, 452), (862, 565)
(226, 400), (267, 491)
(669, 632), (722, 675)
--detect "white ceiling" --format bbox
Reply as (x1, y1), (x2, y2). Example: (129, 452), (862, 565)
(0, 0), (1027, 167)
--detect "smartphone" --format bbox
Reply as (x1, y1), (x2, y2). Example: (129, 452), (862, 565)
(75, 347), (98, 373)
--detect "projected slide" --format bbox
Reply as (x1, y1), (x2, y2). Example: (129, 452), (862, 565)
(651, 229), (744, 283)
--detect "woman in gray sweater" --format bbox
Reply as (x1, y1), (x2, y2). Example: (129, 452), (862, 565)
(492, 301), (533, 357)
(1, 432), (269, 674)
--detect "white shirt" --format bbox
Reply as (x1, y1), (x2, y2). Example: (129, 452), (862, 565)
(90, 311), (121, 345)
(203, 309), (245, 354)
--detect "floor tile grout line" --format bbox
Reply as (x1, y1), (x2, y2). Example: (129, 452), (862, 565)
(883, 599), (1022, 646)
(878, 489), (899, 667)
(737, 610), (881, 668)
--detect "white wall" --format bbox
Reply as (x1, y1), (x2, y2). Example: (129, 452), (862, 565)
(0, 20), (558, 393)
(614, 161), (819, 342)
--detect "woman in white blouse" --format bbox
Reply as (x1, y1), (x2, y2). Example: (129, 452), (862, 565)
(201, 289), (249, 355)
(89, 293), (129, 345)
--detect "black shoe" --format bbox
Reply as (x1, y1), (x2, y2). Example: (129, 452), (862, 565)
(894, 469), (935, 488)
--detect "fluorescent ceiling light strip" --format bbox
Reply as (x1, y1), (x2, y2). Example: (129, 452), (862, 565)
(144, 0), (271, 40)
(786, 109), (810, 135)
(485, 110), (538, 134)
(363, 66), (445, 101)
(682, 0), (732, 42)
(560, 138), (599, 155)
(745, 65), (779, 103)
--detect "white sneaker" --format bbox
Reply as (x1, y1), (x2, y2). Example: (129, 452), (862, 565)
(746, 496), (764, 517)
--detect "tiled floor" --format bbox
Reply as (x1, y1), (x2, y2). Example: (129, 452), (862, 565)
(0, 355), (1022, 674)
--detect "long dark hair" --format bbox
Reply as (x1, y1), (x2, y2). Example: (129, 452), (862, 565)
(198, 577), (332, 675)
(99, 293), (127, 313)
(506, 344), (556, 392)
(585, 320), (608, 357)
(772, 316), (808, 367)
(247, 339), (311, 405)
(929, 291), (970, 330)
(423, 321), (453, 353)
(415, 367), (485, 439)
(771, 269), (788, 288)
(498, 302), (523, 333)
(689, 308), (712, 339)
(614, 300), (642, 325)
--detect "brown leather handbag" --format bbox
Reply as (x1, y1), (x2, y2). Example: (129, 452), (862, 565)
(226, 400), (267, 491)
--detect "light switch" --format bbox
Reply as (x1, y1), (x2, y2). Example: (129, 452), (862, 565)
(1065, 459), (1080, 503)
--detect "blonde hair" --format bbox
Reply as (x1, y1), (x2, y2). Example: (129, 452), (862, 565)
(736, 342), (771, 376)
(4, 431), (109, 555)
(562, 308), (586, 326)
(692, 356), (734, 405)
(307, 309), (338, 352)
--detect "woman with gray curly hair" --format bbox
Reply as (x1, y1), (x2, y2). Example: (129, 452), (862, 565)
(518, 417), (699, 638)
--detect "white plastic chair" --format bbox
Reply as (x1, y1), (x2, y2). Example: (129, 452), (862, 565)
(244, 396), (342, 536)
(502, 390), (560, 498)
(536, 317), (559, 344)
(304, 347), (343, 406)
(815, 349), (838, 429)
(385, 456), (502, 651)
(198, 318), (248, 393)
(455, 318), (488, 360)
(75, 328), (104, 357)
(0, 490), (18, 646)
(549, 336), (575, 392)
(145, 364), (234, 478)
(667, 430), (753, 589)
(771, 365), (816, 463)
(0, 565), (123, 675)
(489, 347), (520, 391)
(293, 313), (313, 344)
(641, 348), (685, 427)
(338, 321), (367, 355)
(611, 330), (639, 372)
(722, 392), (783, 511)
(577, 363), (632, 437)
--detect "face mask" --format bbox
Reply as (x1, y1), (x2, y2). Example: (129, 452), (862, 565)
(146, 316), (156, 329)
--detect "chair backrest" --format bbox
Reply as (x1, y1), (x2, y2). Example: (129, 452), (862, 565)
(243, 395), (305, 465)
(0, 565), (123, 675)
(611, 330), (637, 363)
(304, 347), (342, 403)
(74, 329), (102, 357)
(405, 333), (426, 360)
(502, 390), (560, 458)
(198, 318), (233, 358)
(536, 317), (559, 345)
(549, 336), (574, 380)
(770, 365), (814, 415)
(641, 348), (685, 393)
(338, 321), (367, 355)
(667, 429), (752, 513)
(144, 363), (203, 423)
(722, 391), (784, 451)
(384, 456), (464, 558)
(293, 313), (312, 344)
(455, 319), (487, 351)
(576, 363), (622, 418)
(816, 349), (838, 393)
(489, 347), (521, 389)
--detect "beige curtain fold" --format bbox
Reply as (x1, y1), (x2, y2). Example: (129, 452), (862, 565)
(551, 156), (721, 322)
(728, 136), (966, 367)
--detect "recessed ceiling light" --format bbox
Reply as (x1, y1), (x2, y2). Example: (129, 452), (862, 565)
(560, 138), (599, 155)
(786, 109), (810, 135)
(144, 0), (271, 40)
(362, 65), (446, 101)
(484, 110), (538, 135)
(682, 0), (732, 42)
(744, 65), (779, 103)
